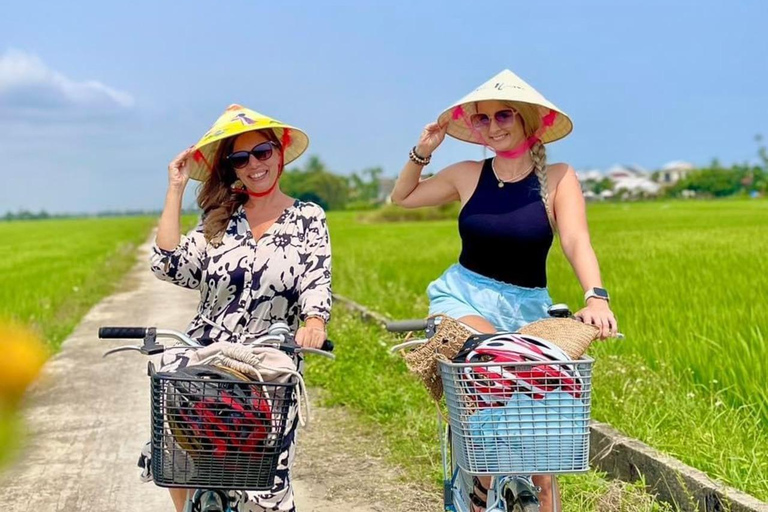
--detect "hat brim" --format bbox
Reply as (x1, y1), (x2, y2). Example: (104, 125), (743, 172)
(438, 100), (573, 146)
(186, 106), (309, 181)
(437, 69), (574, 146)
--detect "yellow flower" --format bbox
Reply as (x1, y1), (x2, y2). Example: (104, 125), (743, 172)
(0, 320), (49, 406)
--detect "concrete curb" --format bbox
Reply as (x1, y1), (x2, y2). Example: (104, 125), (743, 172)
(591, 422), (768, 512)
(332, 293), (390, 327)
(333, 294), (768, 512)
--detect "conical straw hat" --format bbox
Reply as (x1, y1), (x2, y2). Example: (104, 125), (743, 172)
(437, 69), (573, 146)
(187, 104), (309, 181)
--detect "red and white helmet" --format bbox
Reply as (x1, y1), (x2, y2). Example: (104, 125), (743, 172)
(460, 333), (581, 402)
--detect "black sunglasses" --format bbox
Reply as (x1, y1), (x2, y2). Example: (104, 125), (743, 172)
(226, 141), (278, 169)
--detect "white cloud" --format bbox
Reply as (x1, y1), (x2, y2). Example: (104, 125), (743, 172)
(0, 49), (134, 116)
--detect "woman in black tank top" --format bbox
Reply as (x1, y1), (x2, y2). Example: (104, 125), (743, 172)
(391, 69), (617, 512)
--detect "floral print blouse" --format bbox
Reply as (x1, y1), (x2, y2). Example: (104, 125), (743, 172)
(150, 200), (332, 345)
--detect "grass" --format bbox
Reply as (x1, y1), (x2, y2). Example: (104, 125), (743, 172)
(0, 216), (157, 466)
(0, 407), (21, 468)
(324, 199), (768, 501)
(0, 217), (157, 348)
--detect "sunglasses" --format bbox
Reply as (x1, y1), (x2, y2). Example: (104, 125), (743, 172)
(226, 141), (278, 169)
(469, 109), (517, 130)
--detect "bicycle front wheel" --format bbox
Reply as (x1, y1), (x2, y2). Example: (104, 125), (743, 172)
(505, 487), (539, 512)
(510, 498), (539, 512)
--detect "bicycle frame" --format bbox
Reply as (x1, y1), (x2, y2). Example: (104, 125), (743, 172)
(391, 334), (547, 512)
(437, 396), (544, 512)
(388, 309), (611, 512)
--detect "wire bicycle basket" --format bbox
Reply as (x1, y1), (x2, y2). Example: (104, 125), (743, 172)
(149, 363), (297, 490)
(439, 357), (593, 475)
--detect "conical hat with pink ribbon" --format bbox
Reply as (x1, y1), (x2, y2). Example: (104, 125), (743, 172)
(187, 104), (309, 181)
(437, 69), (573, 146)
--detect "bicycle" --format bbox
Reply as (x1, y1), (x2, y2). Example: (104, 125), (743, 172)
(387, 305), (619, 512)
(99, 322), (334, 512)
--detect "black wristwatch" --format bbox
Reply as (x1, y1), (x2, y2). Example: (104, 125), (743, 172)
(584, 287), (610, 303)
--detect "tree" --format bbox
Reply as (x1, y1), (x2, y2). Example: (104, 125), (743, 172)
(349, 166), (383, 203)
(666, 167), (746, 197)
(756, 134), (768, 169)
(582, 177), (615, 195)
(593, 177), (614, 195)
(303, 155), (327, 175)
(281, 156), (350, 210)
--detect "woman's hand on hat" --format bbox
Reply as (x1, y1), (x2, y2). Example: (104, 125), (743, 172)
(574, 300), (617, 340)
(167, 147), (195, 191)
(416, 121), (448, 157)
(295, 325), (327, 349)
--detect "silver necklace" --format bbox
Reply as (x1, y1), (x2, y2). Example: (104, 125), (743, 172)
(492, 158), (534, 188)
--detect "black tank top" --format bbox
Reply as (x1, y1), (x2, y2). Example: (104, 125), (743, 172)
(458, 158), (554, 288)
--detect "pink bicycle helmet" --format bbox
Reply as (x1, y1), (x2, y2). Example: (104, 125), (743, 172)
(458, 333), (582, 403)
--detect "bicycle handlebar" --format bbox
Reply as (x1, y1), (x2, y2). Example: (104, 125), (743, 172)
(385, 319), (429, 333)
(98, 327), (149, 339)
(386, 317), (624, 340)
(99, 324), (334, 357)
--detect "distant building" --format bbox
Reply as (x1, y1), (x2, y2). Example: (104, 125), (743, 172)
(576, 169), (604, 182)
(606, 164), (660, 197)
(605, 164), (647, 181)
(576, 161), (693, 200)
(576, 169), (608, 199)
(614, 176), (661, 197)
(658, 161), (695, 184)
(600, 189), (615, 200)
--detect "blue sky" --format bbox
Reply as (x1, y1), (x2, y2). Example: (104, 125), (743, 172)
(1, 0), (766, 213)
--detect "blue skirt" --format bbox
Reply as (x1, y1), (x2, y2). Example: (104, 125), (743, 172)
(427, 263), (552, 332)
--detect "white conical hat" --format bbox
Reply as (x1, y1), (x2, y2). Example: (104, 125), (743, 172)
(437, 69), (573, 145)
(187, 104), (309, 181)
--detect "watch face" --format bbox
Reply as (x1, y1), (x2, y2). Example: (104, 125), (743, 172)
(593, 288), (609, 298)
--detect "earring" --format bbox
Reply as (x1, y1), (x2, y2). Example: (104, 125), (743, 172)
(231, 179), (246, 192)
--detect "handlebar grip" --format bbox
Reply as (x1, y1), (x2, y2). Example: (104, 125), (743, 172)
(98, 327), (148, 339)
(386, 319), (428, 333)
(321, 339), (335, 352)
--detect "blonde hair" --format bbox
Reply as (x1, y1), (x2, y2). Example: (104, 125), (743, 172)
(504, 101), (555, 230)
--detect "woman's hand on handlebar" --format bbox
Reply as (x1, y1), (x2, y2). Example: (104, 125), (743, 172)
(574, 300), (618, 340)
(296, 317), (327, 349)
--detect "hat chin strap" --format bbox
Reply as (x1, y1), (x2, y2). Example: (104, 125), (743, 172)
(242, 165), (283, 198)
(494, 135), (538, 159)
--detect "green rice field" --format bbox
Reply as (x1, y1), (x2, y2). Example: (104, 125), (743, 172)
(0, 216), (155, 466)
(0, 217), (156, 348)
(322, 199), (768, 500)
(2, 201), (766, 505)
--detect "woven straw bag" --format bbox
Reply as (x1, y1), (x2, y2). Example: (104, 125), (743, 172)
(401, 315), (472, 400)
(517, 317), (600, 359)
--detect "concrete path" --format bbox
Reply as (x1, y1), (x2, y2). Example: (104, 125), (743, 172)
(0, 241), (383, 511)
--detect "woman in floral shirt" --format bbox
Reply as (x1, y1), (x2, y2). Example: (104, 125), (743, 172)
(145, 105), (331, 512)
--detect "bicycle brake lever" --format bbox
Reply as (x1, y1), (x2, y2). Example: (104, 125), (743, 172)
(103, 346), (142, 357)
(298, 347), (336, 360)
(102, 343), (166, 358)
